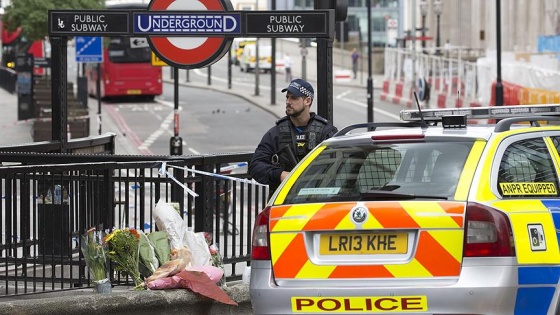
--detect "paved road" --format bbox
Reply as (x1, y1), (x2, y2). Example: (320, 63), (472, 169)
(0, 39), (391, 156)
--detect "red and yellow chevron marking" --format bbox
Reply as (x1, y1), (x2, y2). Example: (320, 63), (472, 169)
(270, 201), (465, 279)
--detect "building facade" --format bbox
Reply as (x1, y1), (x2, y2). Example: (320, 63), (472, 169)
(257, 0), (560, 53)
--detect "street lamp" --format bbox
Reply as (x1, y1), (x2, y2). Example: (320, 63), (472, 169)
(419, 0), (428, 50)
(433, 0), (443, 55)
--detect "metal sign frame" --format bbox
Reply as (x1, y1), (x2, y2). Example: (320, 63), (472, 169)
(48, 9), (334, 38)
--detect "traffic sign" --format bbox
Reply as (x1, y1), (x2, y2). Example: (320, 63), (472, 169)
(146, 0), (233, 69)
(244, 11), (333, 37)
(75, 36), (103, 63)
(130, 37), (149, 48)
(49, 10), (129, 36)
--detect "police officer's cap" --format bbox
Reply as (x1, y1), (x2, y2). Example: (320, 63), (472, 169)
(281, 79), (314, 100)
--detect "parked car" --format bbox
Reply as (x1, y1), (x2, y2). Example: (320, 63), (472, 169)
(250, 104), (560, 315)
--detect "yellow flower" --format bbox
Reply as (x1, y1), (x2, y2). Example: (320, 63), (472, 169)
(104, 229), (120, 243)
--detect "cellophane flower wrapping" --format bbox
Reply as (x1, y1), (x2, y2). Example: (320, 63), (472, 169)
(153, 199), (211, 266)
(105, 228), (145, 290)
(80, 227), (109, 285)
(205, 232), (226, 287)
(148, 231), (171, 266)
(138, 231), (159, 278)
(137, 230), (173, 279)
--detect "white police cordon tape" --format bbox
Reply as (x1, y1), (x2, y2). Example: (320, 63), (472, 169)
(158, 162), (199, 198)
(158, 162), (267, 198)
(170, 163), (267, 186)
(219, 162), (248, 173)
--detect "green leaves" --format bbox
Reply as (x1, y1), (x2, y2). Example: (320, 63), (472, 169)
(2, 0), (105, 41)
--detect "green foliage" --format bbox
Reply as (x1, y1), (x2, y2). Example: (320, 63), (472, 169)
(3, 0), (105, 41)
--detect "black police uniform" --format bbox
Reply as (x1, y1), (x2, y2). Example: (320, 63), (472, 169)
(249, 112), (338, 194)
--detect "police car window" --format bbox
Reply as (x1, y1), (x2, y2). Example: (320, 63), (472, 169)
(283, 142), (473, 204)
(551, 137), (560, 157)
(497, 138), (559, 197)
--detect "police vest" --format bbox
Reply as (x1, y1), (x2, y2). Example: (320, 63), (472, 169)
(276, 116), (329, 163)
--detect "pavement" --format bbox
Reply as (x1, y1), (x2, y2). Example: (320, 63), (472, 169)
(0, 42), (384, 314)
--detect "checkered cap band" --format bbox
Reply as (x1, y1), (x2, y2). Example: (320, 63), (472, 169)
(282, 79), (314, 99)
(291, 82), (313, 98)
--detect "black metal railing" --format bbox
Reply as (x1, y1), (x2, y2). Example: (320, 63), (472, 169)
(0, 152), (268, 297)
(0, 67), (17, 94)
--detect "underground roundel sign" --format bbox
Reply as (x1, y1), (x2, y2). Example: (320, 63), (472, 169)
(147, 0), (233, 69)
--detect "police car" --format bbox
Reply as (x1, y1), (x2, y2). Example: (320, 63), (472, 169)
(250, 104), (560, 315)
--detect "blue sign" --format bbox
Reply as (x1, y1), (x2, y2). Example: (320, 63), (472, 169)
(75, 36), (103, 63)
(132, 12), (241, 36)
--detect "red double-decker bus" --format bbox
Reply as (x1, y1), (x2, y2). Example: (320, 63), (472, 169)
(84, 3), (163, 100)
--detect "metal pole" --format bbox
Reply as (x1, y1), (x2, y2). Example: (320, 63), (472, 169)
(207, 66), (211, 85)
(436, 14), (441, 55)
(255, 39), (260, 96)
(495, 0), (503, 106)
(170, 67), (183, 155)
(314, 0), (334, 123)
(97, 63), (101, 135)
(228, 50), (232, 89)
(340, 22), (345, 67)
(254, 0), (260, 96)
(271, 38), (276, 104)
(50, 36), (68, 152)
(367, 0), (374, 124)
(174, 67), (179, 137)
(270, 0), (277, 105)
(302, 47), (307, 81)
(421, 15), (426, 49)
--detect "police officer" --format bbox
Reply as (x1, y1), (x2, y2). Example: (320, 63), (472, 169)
(249, 79), (338, 195)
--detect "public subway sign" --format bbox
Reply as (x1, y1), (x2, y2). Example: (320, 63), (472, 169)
(49, 11), (130, 36)
(48, 8), (333, 68)
(132, 12), (241, 36)
(244, 11), (333, 37)
(48, 10), (333, 38)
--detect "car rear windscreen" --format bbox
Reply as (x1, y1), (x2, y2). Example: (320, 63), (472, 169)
(283, 141), (474, 204)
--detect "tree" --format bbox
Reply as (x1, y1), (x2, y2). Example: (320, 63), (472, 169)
(3, 0), (105, 42)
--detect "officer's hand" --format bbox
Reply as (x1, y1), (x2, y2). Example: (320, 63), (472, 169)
(280, 171), (289, 182)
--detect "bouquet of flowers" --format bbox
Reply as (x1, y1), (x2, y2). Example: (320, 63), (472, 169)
(80, 227), (111, 293)
(105, 228), (144, 290)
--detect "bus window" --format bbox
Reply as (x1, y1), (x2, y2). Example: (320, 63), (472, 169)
(85, 36), (162, 100)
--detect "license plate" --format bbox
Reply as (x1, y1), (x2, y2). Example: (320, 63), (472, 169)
(127, 89), (141, 95)
(319, 232), (408, 255)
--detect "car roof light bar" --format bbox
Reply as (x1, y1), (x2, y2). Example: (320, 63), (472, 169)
(333, 122), (424, 137)
(400, 104), (560, 122)
(442, 115), (467, 129)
